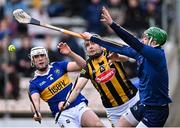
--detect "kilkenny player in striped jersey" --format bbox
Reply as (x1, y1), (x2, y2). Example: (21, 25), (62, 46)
(59, 39), (139, 127)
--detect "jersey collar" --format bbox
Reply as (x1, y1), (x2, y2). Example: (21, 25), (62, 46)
(34, 65), (53, 77)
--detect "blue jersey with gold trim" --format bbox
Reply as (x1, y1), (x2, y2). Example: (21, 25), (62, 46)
(29, 61), (88, 116)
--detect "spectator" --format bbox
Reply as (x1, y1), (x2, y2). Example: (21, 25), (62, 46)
(0, 64), (5, 98)
(29, 2), (50, 38)
(0, 62), (20, 99)
(15, 36), (33, 77)
(144, 0), (163, 28)
(47, 0), (66, 17)
(0, 18), (12, 40)
(64, 0), (88, 16)
(122, 0), (149, 37)
(44, 35), (64, 62)
(107, 0), (126, 26)
(5, 0), (28, 17)
(4, 0), (29, 36)
(0, 0), (5, 21)
(82, 0), (106, 35)
(0, 40), (3, 62)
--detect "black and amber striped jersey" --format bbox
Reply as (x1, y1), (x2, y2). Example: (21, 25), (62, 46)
(80, 50), (137, 108)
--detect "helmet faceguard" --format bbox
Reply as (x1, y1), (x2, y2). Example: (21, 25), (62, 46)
(144, 27), (167, 46)
(30, 47), (49, 67)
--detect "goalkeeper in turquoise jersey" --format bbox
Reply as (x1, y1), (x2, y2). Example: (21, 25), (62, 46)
(81, 6), (172, 127)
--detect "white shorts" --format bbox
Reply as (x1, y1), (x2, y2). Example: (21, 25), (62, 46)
(105, 92), (139, 126)
(56, 102), (89, 128)
(122, 107), (139, 126)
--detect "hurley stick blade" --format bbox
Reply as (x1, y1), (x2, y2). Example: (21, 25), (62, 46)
(13, 9), (41, 25)
(13, 9), (31, 24)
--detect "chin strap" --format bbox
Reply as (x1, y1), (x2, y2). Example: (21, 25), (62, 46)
(148, 37), (161, 48)
(148, 37), (153, 46)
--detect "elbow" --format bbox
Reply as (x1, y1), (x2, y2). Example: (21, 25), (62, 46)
(82, 61), (86, 68)
(78, 60), (86, 69)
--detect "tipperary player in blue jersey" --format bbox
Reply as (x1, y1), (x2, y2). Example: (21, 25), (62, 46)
(81, 6), (172, 127)
(28, 42), (104, 127)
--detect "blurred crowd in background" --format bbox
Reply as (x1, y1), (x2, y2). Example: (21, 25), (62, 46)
(0, 0), (174, 100)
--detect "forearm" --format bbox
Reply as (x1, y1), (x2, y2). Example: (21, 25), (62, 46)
(90, 37), (139, 59)
(110, 22), (144, 52)
(67, 87), (82, 105)
(68, 51), (86, 68)
(116, 54), (129, 62)
(90, 36), (124, 53)
(65, 77), (88, 107)
(31, 93), (40, 112)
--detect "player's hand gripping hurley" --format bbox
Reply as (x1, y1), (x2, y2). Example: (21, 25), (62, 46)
(13, 9), (83, 39)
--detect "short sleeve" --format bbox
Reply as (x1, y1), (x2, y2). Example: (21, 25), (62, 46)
(29, 82), (39, 95)
(55, 61), (69, 72)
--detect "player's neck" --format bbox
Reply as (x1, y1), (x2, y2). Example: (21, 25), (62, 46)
(89, 51), (103, 60)
(37, 67), (48, 74)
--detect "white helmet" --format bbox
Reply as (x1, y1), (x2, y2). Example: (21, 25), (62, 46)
(30, 46), (49, 67)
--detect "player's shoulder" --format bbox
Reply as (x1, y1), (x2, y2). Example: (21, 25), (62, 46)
(30, 71), (46, 84)
(30, 74), (38, 82)
(29, 77), (37, 87)
(50, 61), (58, 66)
(29, 75), (40, 84)
(51, 61), (69, 67)
(29, 75), (47, 88)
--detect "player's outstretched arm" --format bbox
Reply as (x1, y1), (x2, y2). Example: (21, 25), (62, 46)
(100, 6), (144, 52)
(81, 32), (127, 55)
(57, 42), (86, 71)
